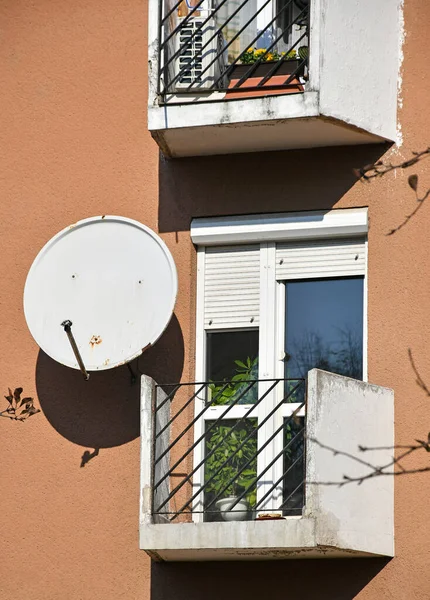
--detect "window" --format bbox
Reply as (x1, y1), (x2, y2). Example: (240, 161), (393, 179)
(284, 277), (364, 381)
(191, 209), (367, 523)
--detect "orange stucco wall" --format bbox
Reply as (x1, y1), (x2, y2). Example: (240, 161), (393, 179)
(1, 0), (430, 598)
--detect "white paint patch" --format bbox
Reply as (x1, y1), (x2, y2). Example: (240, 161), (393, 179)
(397, 0), (405, 147)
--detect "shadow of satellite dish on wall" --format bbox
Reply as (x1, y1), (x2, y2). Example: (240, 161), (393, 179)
(36, 314), (184, 449)
(25, 215), (183, 449)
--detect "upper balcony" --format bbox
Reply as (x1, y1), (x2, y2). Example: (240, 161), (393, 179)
(148, 0), (402, 157)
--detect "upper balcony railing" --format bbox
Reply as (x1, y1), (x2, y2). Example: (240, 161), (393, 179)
(149, 0), (400, 156)
(158, 0), (309, 103)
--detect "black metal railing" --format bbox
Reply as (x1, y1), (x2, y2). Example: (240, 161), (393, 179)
(151, 378), (306, 523)
(158, 0), (309, 102)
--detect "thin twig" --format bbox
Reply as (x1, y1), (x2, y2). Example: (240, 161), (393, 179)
(354, 147), (430, 181)
(307, 436), (430, 487)
(387, 188), (430, 235)
(408, 348), (430, 397)
(354, 147), (430, 235)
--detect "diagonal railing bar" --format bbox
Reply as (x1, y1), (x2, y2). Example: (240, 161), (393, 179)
(278, 478), (305, 510)
(171, 382), (304, 519)
(242, 32), (307, 90)
(155, 380), (279, 514)
(161, 0), (195, 26)
(207, 423), (304, 515)
(153, 380), (258, 486)
(155, 383), (182, 413)
(155, 383), (206, 440)
(160, 0), (231, 76)
(162, 0), (284, 92)
(157, 0), (310, 101)
(255, 36), (307, 88)
(153, 379), (259, 496)
(181, 0), (279, 92)
(167, 381), (303, 518)
(253, 441), (304, 510)
(205, 400), (305, 513)
(154, 380), (232, 467)
(230, 7), (306, 89)
(198, 0), (301, 92)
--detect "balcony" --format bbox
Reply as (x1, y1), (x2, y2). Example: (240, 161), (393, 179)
(140, 369), (394, 561)
(148, 0), (401, 157)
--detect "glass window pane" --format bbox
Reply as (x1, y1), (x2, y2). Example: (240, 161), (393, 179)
(283, 416), (305, 516)
(206, 330), (259, 405)
(204, 418), (258, 522)
(285, 277), (364, 381)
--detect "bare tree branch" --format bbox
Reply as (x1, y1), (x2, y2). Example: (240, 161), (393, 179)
(308, 348), (430, 486)
(354, 147), (430, 235)
(353, 147), (430, 181)
(386, 186), (430, 236)
(307, 436), (430, 487)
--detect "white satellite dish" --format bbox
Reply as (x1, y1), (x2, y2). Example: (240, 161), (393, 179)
(24, 216), (178, 377)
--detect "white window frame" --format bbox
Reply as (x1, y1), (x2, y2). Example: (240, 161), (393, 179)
(191, 208), (368, 523)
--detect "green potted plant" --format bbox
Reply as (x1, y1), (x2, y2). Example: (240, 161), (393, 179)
(205, 356), (258, 521)
(208, 356), (258, 406)
(204, 419), (258, 521)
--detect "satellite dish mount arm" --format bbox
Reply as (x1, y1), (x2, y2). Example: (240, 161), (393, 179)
(61, 320), (90, 381)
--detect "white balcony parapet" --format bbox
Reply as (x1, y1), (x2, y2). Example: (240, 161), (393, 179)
(139, 369), (394, 561)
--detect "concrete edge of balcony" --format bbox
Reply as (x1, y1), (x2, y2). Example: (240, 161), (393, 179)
(140, 517), (389, 562)
(147, 92), (389, 157)
(148, 91), (320, 133)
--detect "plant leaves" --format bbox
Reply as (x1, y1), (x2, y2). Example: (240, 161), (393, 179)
(234, 360), (247, 369)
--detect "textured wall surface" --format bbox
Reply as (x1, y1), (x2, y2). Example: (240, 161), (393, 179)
(1, 0), (430, 598)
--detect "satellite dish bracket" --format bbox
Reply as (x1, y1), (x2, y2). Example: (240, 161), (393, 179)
(61, 320), (90, 381)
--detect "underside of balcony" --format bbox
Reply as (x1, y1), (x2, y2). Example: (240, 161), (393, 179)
(149, 97), (387, 157)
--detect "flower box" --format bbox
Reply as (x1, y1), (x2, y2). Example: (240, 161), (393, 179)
(228, 59), (302, 80)
(225, 60), (304, 100)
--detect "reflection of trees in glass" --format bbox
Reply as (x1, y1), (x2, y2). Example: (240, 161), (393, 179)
(288, 327), (362, 380)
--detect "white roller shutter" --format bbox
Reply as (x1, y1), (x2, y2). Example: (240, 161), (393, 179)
(276, 238), (366, 280)
(204, 245), (260, 329)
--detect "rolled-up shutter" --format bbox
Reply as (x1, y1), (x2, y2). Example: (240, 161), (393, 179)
(276, 238), (366, 280)
(204, 245), (260, 329)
